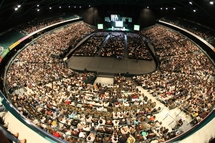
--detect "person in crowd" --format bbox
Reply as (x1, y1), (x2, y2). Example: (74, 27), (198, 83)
(0, 105), (6, 112)
(0, 125), (26, 143)
(0, 130), (11, 143)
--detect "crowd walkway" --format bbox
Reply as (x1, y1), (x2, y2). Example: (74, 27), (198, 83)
(136, 86), (193, 133)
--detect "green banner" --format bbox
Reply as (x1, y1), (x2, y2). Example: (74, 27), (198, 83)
(0, 46), (9, 63)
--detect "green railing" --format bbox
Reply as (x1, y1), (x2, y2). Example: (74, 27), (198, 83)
(0, 90), (67, 143)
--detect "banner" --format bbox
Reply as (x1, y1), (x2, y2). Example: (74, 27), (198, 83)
(0, 46), (10, 63)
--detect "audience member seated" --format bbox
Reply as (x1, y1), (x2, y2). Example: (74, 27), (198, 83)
(0, 116), (26, 143)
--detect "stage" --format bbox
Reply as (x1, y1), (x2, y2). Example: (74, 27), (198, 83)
(68, 56), (156, 75)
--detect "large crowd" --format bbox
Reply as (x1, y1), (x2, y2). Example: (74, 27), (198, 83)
(73, 31), (153, 61)
(6, 21), (94, 90)
(160, 17), (215, 47)
(2, 21), (215, 143)
(99, 32), (125, 58)
(127, 33), (152, 60)
(17, 17), (65, 35)
(73, 32), (109, 56)
(134, 25), (215, 123)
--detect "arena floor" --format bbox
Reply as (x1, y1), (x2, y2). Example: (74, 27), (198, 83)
(68, 56), (157, 75)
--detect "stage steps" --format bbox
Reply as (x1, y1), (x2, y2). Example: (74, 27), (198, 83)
(93, 76), (114, 86)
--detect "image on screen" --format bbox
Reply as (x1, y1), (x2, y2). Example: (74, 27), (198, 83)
(97, 24), (103, 29)
(134, 25), (140, 31)
(104, 17), (110, 22)
(111, 14), (120, 21)
(121, 17), (126, 22)
(115, 21), (123, 27)
(128, 18), (132, 22)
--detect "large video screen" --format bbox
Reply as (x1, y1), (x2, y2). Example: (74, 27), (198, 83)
(122, 17), (132, 23)
(128, 17), (132, 22)
(97, 24), (103, 29)
(104, 17), (110, 22)
(134, 25), (140, 31)
(115, 21), (123, 27)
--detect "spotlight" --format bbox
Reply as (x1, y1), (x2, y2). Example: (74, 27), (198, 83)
(49, 7), (52, 9)
(193, 9), (196, 12)
(160, 7), (163, 10)
(68, 6), (71, 8)
(59, 6), (61, 8)
(15, 7), (18, 11)
(210, 1), (214, 5)
(173, 7), (176, 10)
(37, 9), (40, 12)
(166, 7), (168, 10)
(17, 5), (21, 8)
(37, 4), (39, 7)
(189, 1), (193, 5)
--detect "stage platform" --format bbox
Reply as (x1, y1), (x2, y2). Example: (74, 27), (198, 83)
(68, 56), (156, 75)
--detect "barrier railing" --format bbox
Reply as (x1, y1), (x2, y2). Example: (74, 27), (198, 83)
(0, 90), (68, 143)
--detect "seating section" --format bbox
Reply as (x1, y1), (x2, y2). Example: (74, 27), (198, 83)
(99, 32), (125, 58)
(17, 17), (65, 34)
(134, 25), (215, 122)
(160, 17), (215, 47)
(127, 33), (152, 60)
(73, 31), (153, 61)
(3, 22), (215, 143)
(73, 32), (109, 56)
(6, 22), (94, 90)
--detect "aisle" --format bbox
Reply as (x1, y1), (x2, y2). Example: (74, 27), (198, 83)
(136, 86), (192, 132)
(2, 112), (50, 143)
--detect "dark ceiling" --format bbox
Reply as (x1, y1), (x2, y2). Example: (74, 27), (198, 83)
(0, 0), (215, 30)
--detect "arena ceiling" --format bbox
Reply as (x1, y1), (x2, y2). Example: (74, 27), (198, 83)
(0, 0), (214, 30)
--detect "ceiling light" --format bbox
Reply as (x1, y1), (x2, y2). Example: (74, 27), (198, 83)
(210, 1), (214, 5)
(74, 6), (76, 8)
(79, 6), (81, 8)
(193, 9), (196, 12)
(37, 9), (40, 12)
(173, 7), (176, 10)
(166, 7), (168, 10)
(15, 7), (18, 11)
(189, 1), (193, 5)
(37, 4), (39, 7)
(160, 7), (163, 10)
(59, 6), (61, 8)
(68, 6), (70, 8)
(17, 5), (21, 8)
(49, 7), (52, 9)
(89, 5), (91, 7)
(147, 6), (149, 8)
